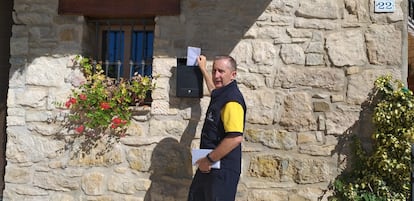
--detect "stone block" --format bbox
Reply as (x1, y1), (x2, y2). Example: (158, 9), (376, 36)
(274, 66), (346, 91)
(245, 128), (296, 150)
(297, 132), (317, 145)
(366, 24), (402, 65)
(306, 41), (324, 53)
(4, 166), (31, 184)
(306, 53), (324, 66)
(313, 101), (330, 112)
(331, 94), (344, 102)
(10, 37), (28, 55)
(34, 172), (80, 192)
(249, 155), (282, 180)
(295, 18), (339, 30)
(299, 144), (335, 156)
(346, 66), (361, 75)
(127, 148), (152, 172)
(81, 172), (105, 195)
(14, 12), (53, 25)
(279, 93), (317, 131)
(325, 110), (360, 135)
(292, 158), (332, 184)
(248, 189), (289, 201)
(317, 115), (326, 131)
(347, 69), (400, 105)
(107, 174), (139, 194)
(25, 56), (70, 87)
(15, 87), (48, 109)
(68, 143), (123, 167)
(326, 30), (368, 67)
(252, 40), (278, 65)
(296, 0), (341, 19)
(280, 44), (305, 65)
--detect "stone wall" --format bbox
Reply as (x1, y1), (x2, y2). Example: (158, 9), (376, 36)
(4, 0), (406, 200)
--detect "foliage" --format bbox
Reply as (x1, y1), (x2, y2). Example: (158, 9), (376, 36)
(62, 55), (156, 154)
(330, 75), (414, 201)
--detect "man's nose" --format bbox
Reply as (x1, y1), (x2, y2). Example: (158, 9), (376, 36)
(213, 71), (220, 78)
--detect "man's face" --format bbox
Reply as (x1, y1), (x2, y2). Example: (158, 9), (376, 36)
(212, 59), (236, 89)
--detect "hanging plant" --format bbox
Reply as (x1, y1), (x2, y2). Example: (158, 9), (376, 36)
(60, 55), (156, 155)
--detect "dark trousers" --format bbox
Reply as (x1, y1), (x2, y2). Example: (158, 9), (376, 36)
(187, 169), (240, 201)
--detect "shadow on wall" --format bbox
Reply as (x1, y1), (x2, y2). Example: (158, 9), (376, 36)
(323, 87), (377, 199)
(157, 0), (273, 58)
(144, 67), (202, 201)
(145, 1), (273, 199)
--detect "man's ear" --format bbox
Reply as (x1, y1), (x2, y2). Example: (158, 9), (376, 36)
(231, 71), (237, 80)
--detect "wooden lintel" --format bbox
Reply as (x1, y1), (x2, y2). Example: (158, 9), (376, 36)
(58, 0), (180, 18)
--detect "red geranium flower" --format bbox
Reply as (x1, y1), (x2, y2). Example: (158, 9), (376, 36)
(111, 117), (127, 129)
(100, 102), (111, 110)
(65, 97), (77, 108)
(65, 101), (71, 108)
(79, 94), (87, 101)
(75, 125), (85, 133)
(112, 117), (122, 125)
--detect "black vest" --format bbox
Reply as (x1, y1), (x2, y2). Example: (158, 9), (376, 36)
(200, 81), (246, 173)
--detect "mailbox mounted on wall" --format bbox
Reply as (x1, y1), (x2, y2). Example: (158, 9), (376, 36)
(176, 58), (203, 98)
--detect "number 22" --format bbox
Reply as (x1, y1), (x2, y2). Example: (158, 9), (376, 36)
(376, 2), (393, 9)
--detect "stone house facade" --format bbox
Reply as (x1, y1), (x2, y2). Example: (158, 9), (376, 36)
(2, 0), (409, 200)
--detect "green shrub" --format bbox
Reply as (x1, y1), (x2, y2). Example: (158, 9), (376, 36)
(331, 75), (414, 201)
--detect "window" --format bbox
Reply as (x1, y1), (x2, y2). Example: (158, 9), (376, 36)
(89, 18), (155, 104)
(90, 19), (154, 80)
(58, 0), (181, 105)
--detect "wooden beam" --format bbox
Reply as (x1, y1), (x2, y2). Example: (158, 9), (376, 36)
(58, 0), (180, 18)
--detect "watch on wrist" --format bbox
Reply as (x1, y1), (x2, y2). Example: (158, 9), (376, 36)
(206, 153), (215, 163)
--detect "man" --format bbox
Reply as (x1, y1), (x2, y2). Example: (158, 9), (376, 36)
(187, 55), (246, 201)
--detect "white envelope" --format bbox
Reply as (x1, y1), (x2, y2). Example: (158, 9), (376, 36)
(191, 149), (221, 169)
(186, 46), (201, 66)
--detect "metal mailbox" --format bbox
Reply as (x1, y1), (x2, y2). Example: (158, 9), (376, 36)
(176, 58), (203, 98)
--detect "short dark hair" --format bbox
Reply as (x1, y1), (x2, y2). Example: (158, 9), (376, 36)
(214, 55), (237, 71)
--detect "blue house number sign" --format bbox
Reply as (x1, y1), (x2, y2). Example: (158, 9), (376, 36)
(374, 0), (395, 13)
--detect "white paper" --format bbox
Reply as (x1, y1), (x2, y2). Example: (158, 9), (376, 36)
(186, 46), (201, 66)
(191, 149), (221, 169)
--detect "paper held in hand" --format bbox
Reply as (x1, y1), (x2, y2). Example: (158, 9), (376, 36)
(186, 46), (201, 66)
(191, 149), (221, 169)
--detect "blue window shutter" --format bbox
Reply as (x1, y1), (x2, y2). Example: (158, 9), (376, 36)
(103, 30), (124, 79)
(145, 31), (154, 77)
(131, 31), (154, 77)
(131, 31), (143, 75)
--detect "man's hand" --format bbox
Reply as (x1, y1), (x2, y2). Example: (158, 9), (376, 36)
(197, 55), (215, 93)
(196, 157), (211, 173)
(197, 55), (207, 70)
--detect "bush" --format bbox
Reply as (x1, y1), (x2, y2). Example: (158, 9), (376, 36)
(331, 75), (414, 201)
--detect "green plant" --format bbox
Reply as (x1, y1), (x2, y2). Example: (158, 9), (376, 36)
(63, 55), (156, 153)
(331, 75), (414, 201)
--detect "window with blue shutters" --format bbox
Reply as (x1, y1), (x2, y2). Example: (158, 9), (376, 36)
(90, 18), (155, 104)
(91, 18), (154, 81)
